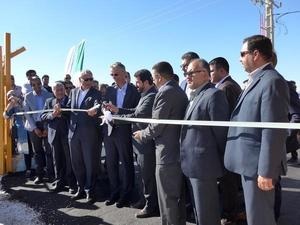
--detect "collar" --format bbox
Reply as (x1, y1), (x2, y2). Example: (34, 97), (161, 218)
(158, 80), (172, 92)
(190, 81), (209, 98)
(215, 75), (230, 88)
(141, 85), (156, 97)
(117, 82), (128, 91)
(33, 90), (42, 96)
(248, 62), (271, 80)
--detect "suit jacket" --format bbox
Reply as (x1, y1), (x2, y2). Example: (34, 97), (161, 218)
(41, 96), (69, 145)
(67, 87), (102, 139)
(224, 64), (290, 179)
(117, 86), (157, 154)
(141, 80), (188, 165)
(180, 79), (187, 92)
(23, 89), (53, 131)
(217, 76), (242, 114)
(180, 82), (229, 179)
(104, 82), (140, 134)
(287, 81), (300, 123)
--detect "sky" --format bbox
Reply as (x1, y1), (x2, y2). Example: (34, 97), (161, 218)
(1, 0), (300, 88)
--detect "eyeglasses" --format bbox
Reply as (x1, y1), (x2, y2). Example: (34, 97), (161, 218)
(240, 51), (251, 57)
(184, 70), (206, 77)
(81, 77), (93, 82)
(111, 73), (119, 77)
(180, 64), (188, 69)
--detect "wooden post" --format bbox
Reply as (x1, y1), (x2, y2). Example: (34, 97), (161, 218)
(4, 33), (12, 172)
(0, 46), (5, 174)
(0, 33), (26, 175)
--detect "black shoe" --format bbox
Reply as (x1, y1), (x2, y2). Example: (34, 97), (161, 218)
(69, 188), (77, 195)
(135, 208), (160, 218)
(71, 190), (85, 200)
(86, 192), (96, 204)
(116, 198), (130, 208)
(49, 184), (64, 193)
(105, 198), (117, 206)
(33, 176), (43, 185)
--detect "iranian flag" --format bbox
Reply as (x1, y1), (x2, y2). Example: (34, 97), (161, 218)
(64, 40), (85, 76)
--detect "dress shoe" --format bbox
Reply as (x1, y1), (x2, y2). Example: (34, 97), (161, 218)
(135, 208), (160, 218)
(49, 184), (64, 193)
(116, 198), (130, 208)
(33, 176), (43, 185)
(69, 188), (77, 195)
(105, 195), (119, 206)
(71, 190), (85, 200)
(86, 192), (96, 204)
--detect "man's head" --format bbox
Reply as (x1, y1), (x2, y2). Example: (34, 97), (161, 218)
(53, 82), (65, 100)
(10, 75), (15, 86)
(64, 74), (71, 82)
(99, 84), (108, 96)
(186, 58), (210, 90)
(240, 35), (273, 73)
(31, 76), (42, 94)
(42, 75), (49, 86)
(209, 57), (230, 84)
(110, 62), (127, 87)
(181, 51), (200, 74)
(152, 61), (174, 89)
(26, 69), (37, 81)
(63, 81), (74, 96)
(92, 80), (99, 90)
(79, 70), (94, 90)
(134, 69), (153, 93)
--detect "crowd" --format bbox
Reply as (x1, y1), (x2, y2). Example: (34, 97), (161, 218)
(3, 34), (300, 225)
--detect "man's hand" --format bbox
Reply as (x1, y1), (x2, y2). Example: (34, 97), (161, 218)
(42, 130), (48, 137)
(52, 103), (61, 118)
(34, 128), (43, 138)
(257, 175), (274, 191)
(105, 103), (119, 114)
(133, 130), (142, 141)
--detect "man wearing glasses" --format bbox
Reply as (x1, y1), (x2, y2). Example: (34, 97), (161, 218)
(103, 62), (140, 208)
(179, 51), (199, 98)
(180, 59), (229, 225)
(224, 35), (289, 225)
(67, 70), (102, 204)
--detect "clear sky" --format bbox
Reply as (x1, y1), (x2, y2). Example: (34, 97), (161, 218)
(1, 0), (299, 88)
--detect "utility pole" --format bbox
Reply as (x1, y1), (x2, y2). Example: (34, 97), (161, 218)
(252, 0), (281, 46)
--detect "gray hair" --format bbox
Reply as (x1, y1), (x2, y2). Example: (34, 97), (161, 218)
(110, 62), (126, 71)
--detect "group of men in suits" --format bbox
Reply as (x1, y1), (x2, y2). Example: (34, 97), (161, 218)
(21, 34), (289, 225)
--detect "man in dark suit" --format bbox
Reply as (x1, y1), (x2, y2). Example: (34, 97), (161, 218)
(209, 57), (243, 224)
(224, 35), (290, 225)
(134, 62), (188, 225)
(67, 70), (103, 204)
(180, 58), (229, 225)
(179, 52), (200, 96)
(41, 82), (76, 193)
(23, 76), (54, 184)
(106, 69), (158, 218)
(103, 62), (140, 208)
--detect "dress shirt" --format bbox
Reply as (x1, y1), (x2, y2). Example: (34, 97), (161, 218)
(77, 88), (89, 107)
(116, 82), (128, 108)
(33, 91), (44, 122)
(186, 81), (209, 115)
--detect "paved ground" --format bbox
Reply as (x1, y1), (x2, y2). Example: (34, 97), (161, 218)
(1, 159), (300, 225)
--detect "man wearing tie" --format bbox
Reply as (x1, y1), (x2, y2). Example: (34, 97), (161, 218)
(224, 35), (289, 225)
(180, 58), (229, 225)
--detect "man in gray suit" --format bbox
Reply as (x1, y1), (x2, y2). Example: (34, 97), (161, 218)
(224, 35), (289, 225)
(24, 76), (54, 184)
(180, 59), (229, 225)
(106, 69), (158, 218)
(134, 61), (188, 225)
